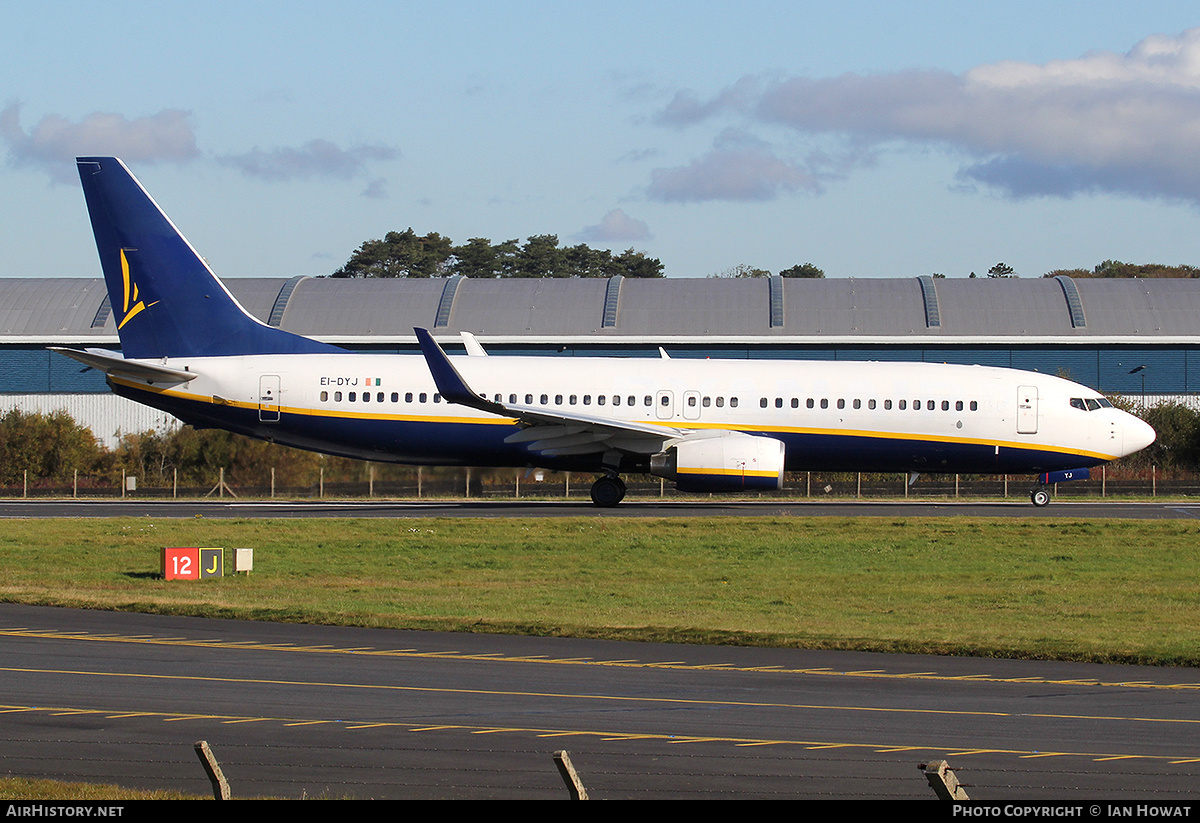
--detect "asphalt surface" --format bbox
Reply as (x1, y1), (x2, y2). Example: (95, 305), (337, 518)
(2, 604), (1199, 800)
(2, 498), (1200, 519)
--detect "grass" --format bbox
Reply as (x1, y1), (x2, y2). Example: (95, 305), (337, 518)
(1, 516), (1198, 665)
(0, 776), (206, 800)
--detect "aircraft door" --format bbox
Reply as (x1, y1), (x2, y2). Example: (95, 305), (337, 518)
(259, 374), (281, 423)
(683, 390), (701, 420)
(1016, 385), (1037, 434)
(655, 390), (674, 420)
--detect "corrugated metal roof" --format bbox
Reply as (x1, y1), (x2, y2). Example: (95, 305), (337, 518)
(5, 275), (1200, 344)
(0, 279), (111, 337)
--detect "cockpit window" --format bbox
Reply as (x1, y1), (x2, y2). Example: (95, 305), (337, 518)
(1070, 398), (1086, 410)
(1071, 397), (1113, 411)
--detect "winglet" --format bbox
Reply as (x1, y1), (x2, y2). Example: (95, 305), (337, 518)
(414, 327), (505, 415)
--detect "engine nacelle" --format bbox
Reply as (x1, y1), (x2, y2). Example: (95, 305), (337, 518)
(650, 433), (785, 493)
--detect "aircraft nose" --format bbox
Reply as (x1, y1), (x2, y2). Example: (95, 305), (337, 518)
(1122, 413), (1156, 457)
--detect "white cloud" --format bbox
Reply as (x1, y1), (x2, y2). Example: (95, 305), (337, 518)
(654, 28), (1200, 205)
(579, 208), (651, 242)
(361, 177), (389, 199)
(1, 104), (199, 183)
(218, 139), (398, 182)
(647, 129), (818, 203)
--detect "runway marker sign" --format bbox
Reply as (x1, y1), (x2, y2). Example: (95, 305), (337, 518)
(163, 547), (224, 580)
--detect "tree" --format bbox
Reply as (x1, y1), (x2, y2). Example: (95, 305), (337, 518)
(448, 237), (503, 279)
(517, 234), (565, 278)
(332, 229), (453, 278)
(779, 263), (824, 278)
(0, 410), (110, 485)
(987, 262), (1016, 278)
(709, 263), (771, 278)
(614, 248), (665, 279)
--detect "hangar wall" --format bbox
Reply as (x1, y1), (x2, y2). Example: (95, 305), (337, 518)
(2, 275), (1198, 445)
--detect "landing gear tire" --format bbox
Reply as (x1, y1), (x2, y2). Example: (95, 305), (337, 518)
(1030, 488), (1051, 507)
(590, 475), (626, 508)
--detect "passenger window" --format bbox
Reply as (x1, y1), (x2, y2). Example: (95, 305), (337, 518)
(730, 397), (739, 408)
(334, 391), (342, 402)
(853, 399), (861, 410)
(716, 397), (724, 407)
(837, 399), (845, 410)
(419, 392), (427, 403)
(391, 392), (399, 402)
(955, 400), (963, 411)
(868, 399), (876, 410)
(884, 399), (892, 410)
(349, 392), (357, 402)
(970, 401), (978, 411)
(320, 391), (328, 402)
(820, 398), (829, 409)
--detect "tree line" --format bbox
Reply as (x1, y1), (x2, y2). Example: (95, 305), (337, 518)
(332, 230), (665, 279)
(331, 227), (1199, 282)
(935, 261), (1200, 279)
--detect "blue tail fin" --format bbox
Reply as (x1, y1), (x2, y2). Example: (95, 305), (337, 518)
(76, 157), (341, 358)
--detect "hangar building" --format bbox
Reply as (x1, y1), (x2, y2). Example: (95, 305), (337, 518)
(1, 274), (1197, 446)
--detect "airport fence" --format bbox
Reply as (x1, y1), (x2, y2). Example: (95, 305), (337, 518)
(2, 465), (1196, 501)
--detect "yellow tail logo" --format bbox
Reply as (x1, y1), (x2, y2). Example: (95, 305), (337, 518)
(117, 249), (158, 330)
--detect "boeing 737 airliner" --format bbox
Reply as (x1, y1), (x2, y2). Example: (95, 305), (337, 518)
(55, 157), (1155, 506)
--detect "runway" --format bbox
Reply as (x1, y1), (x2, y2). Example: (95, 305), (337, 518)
(2, 604), (1198, 800)
(1, 498), (1199, 519)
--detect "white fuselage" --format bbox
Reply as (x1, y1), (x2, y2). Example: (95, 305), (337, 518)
(110, 351), (1154, 474)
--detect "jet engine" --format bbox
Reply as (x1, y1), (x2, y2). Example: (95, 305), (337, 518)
(650, 433), (785, 493)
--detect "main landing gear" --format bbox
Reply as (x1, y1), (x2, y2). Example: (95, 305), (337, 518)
(590, 474), (627, 507)
(1030, 486), (1051, 507)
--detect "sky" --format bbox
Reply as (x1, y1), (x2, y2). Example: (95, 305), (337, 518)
(5, 1), (1200, 282)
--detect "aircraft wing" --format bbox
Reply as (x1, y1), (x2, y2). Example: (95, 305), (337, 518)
(415, 327), (679, 456)
(50, 347), (198, 386)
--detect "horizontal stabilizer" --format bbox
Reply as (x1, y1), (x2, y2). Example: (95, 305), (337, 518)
(50, 347), (198, 385)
